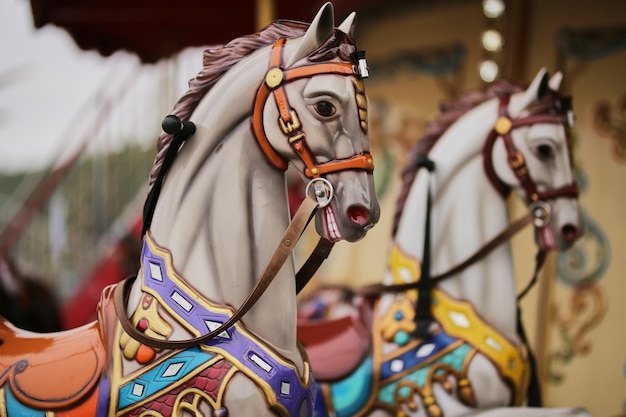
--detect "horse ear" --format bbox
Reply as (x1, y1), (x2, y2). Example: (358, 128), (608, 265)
(511, 68), (549, 115)
(284, 2), (335, 67)
(338, 12), (357, 37)
(548, 71), (563, 91)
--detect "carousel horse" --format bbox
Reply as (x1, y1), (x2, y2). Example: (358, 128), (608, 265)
(0, 4), (380, 416)
(297, 69), (592, 417)
(0, 257), (62, 333)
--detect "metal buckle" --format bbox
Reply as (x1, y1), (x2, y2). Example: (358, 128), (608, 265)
(279, 111), (301, 135)
(528, 200), (552, 227)
(509, 152), (525, 169)
(305, 177), (334, 208)
(509, 152), (528, 176)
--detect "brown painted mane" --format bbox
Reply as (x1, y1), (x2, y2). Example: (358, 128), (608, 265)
(149, 21), (358, 189)
(392, 80), (526, 235)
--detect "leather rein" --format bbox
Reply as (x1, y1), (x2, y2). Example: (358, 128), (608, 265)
(115, 37), (372, 349)
(357, 212), (534, 297)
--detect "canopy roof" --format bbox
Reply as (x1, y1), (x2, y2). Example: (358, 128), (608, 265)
(29, 0), (385, 63)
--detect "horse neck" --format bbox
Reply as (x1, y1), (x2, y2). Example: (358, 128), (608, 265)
(132, 47), (303, 363)
(393, 98), (520, 340)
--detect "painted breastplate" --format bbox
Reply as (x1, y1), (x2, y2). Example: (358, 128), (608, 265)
(109, 236), (315, 417)
(383, 245), (529, 406)
(314, 246), (529, 417)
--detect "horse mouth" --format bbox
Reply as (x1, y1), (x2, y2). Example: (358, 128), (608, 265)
(323, 205), (343, 242)
(538, 226), (557, 250)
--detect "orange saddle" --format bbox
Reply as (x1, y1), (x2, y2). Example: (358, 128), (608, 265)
(0, 286), (116, 410)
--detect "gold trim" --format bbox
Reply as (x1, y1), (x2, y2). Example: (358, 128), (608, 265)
(0, 387), (6, 417)
(214, 365), (239, 409)
(321, 383), (334, 416)
(114, 326), (225, 416)
(432, 290), (527, 405)
(380, 337), (422, 361)
(172, 387), (219, 415)
(380, 339), (465, 385)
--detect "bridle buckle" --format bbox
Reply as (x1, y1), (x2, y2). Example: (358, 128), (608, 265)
(279, 111), (302, 135)
(509, 152), (529, 176)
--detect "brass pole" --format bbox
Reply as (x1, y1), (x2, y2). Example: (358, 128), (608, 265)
(534, 251), (555, 402)
(256, 0), (276, 31)
(502, 0), (532, 80)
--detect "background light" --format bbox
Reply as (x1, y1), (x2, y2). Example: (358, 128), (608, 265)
(479, 60), (499, 82)
(483, 0), (505, 18)
(482, 29), (503, 52)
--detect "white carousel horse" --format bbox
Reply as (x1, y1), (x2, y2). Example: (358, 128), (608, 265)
(0, 4), (380, 416)
(298, 69), (592, 417)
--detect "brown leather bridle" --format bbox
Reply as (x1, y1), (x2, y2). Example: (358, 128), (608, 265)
(252, 37), (374, 179)
(483, 94), (579, 206)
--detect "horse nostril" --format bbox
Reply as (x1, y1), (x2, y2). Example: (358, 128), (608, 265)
(347, 205), (370, 226)
(561, 224), (579, 242)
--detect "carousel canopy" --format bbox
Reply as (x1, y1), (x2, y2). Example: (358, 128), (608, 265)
(29, 0), (388, 63)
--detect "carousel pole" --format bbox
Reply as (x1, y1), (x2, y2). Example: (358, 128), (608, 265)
(501, 0), (554, 402)
(499, 0), (532, 81)
(256, 0), (275, 30)
(483, 0), (552, 401)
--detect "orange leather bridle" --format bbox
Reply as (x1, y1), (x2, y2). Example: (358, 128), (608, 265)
(252, 37), (374, 179)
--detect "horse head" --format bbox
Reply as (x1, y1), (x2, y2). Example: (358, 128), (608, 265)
(254, 3), (380, 243)
(488, 68), (581, 250)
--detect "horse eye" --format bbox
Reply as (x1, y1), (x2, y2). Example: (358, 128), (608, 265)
(536, 144), (553, 159)
(314, 101), (336, 117)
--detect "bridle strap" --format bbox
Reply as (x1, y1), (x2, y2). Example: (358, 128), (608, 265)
(115, 197), (320, 350)
(295, 238), (335, 294)
(515, 248), (547, 407)
(413, 157), (435, 339)
(142, 117), (196, 236)
(516, 248), (547, 302)
(356, 212), (533, 297)
(252, 38), (374, 178)
(484, 94), (578, 203)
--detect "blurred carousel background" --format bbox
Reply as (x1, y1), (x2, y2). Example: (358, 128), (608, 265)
(0, 0), (624, 415)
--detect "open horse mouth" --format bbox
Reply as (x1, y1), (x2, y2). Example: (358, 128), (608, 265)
(538, 226), (557, 250)
(323, 205), (342, 242)
(322, 204), (375, 243)
(538, 222), (580, 250)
